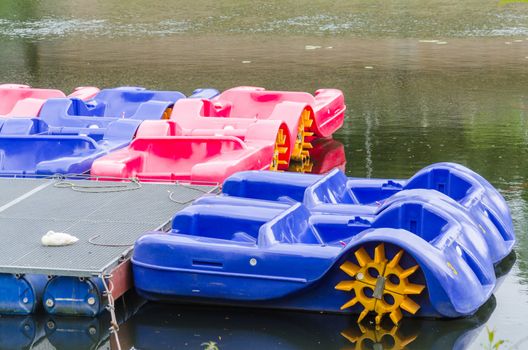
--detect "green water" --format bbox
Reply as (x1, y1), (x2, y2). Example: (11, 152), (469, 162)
(1, 1), (528, 349)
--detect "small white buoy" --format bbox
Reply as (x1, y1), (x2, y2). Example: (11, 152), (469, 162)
(242, 60), (251, 64)
(364, 66), (374, 69)
(305, 45), (322, 50)
(41, 231), (79, 246)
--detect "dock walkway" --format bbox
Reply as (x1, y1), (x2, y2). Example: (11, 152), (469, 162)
(0, 177), (216, 315)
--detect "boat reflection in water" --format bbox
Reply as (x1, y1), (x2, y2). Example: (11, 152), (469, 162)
(0, 291), (144, 350)
(121, 296), (495, 350)
(0, 314), (44, 350)
(44, 291), (144, 350)
(289, 137), (346, 174)
(0, 272), (502, 350)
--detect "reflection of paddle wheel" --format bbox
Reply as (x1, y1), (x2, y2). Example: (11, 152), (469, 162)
(335, 243), (425, 325)
(340, 321), (418, 350)
(288, 137), (345, 174)
(288, 156), (314, 173)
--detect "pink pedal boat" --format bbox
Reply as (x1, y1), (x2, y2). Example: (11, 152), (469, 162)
(170, 86), (346, 164)
(0, 84), (99, 118)
(214, 86), (345, 138)
(90, 119), (283, 184)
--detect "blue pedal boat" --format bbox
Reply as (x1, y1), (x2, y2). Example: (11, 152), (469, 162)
(215, 162), (515, 264)
(38, 86), (219, 126)
(0, 86), (219, 177)
(0, 117), (140, 176)
(133, 192), (499, 324)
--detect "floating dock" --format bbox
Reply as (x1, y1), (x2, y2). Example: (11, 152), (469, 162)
(0, 176), (216, 316)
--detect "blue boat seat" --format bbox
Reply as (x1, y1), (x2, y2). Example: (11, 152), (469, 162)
(372, 202), (448, 243)
(258, 204), (322, 247)
(0, 118), (140, 176)
(311, 215), (372, 246)
(171, 204), (284, 243)
(0, 118), (49, 135)
(406, 167), (473, 201)
(38, 87), (220, 129)
(303, 169), (358, 206)
(0, 136), (98, 175)
(222, 171), (320, 202)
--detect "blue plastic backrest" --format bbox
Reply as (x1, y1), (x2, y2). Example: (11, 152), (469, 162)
(39, 98), (99, 121)
(405, 168), (472, 201)
(258, 204), (321, 247)
(304, 169), (356, 206)
(347, 179), (404, 204)
(311, 215), (371, 245)
(372, 202), (448, 242)
(103, 119), (141, 142)
(0, 118), (49, 135)
(0, 136), (98, 172)
(189, 88), (220, 99)
(222, 171), (321, 202)
(69, 98), (102, 116)
(94, 88), (185, 118)
(171, 205), (282, 241)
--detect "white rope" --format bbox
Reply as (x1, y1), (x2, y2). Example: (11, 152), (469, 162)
(53, 175), (142, 193)
(168, 185), (217, 204)
(102, 274), (121, 350)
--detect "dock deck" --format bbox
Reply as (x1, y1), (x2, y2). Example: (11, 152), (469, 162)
(0, 177), (216, 277)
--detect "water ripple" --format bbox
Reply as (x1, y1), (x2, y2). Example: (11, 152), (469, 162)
(1, 12), (528, 39)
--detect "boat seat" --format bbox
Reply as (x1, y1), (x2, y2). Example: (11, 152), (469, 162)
(171, 204), (283, 242)
(372, 202), (448, 243)
(405, 167), (472, 201)
(258, 204), (322, 247)
(0, 118), (48, 135)
(303, 168), (357, 207)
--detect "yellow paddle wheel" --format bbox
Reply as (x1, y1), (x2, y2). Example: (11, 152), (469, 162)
(161, 107), (173, 120)
(270, 127), (290, 171)
(335, 244), (425, 325)
(290, 108), (314, 162)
